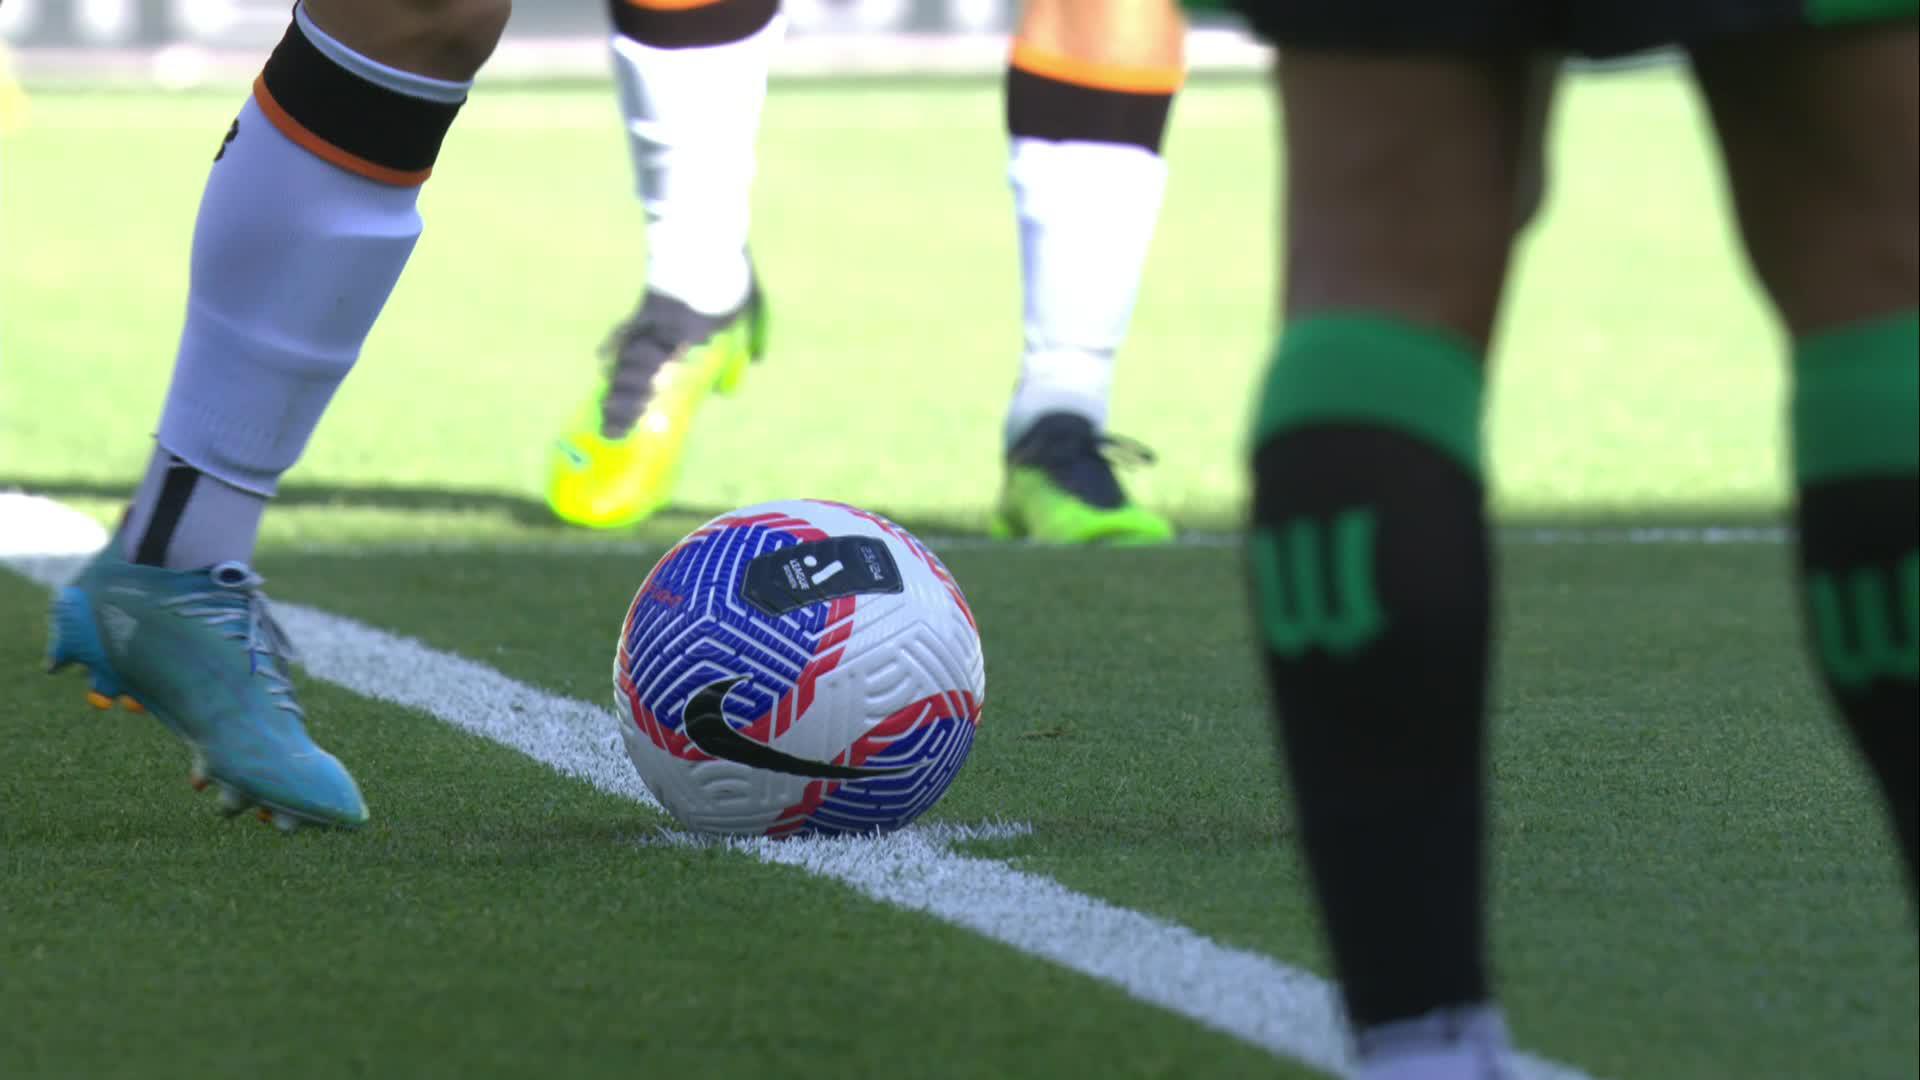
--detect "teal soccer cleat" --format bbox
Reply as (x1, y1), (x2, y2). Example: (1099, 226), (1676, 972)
(46, 543), (367, 832)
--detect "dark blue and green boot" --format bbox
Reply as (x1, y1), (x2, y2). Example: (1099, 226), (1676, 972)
(990, 412), (1176, 545)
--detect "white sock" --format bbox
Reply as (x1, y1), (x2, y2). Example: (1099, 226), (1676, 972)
(1003, 137), (1168, 449)
(610, 13), (785, 317)
(1353, 1005), (1513, 1080)
(127, 6), (469, 568)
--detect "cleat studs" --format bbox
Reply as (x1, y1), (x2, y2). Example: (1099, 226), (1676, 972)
(269, 811), (300, 835)
(119, 696), (145, 714)
(215, 784), (250, 816)
(85, 690), (113, 711)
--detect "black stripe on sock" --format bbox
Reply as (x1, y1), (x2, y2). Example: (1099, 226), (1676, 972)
(134, 459), (201, 568)
(259, 18), (463, 178)
(1006, 66), (1174, 154)
(609, 0), (779, 50)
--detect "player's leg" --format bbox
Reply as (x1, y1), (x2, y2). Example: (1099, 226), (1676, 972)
(46, 0), (509, 831)
(1245, 18), (1553, 1074)
(1510, 57), (1558, 236)
(1691, 17), (1919, 899)
(991, 0), (1183, 546)
(545, 0), (781, 530)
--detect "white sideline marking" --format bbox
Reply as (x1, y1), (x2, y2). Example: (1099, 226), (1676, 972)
(0, 491), (119, 581)
(0, 492), (1597, 1080)
(643, 819), (1037, 850)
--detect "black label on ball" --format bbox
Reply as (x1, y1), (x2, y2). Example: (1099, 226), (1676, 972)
(741, 536), (905, 617)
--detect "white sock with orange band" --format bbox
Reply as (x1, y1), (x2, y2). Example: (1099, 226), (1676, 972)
(607, 0), (785, 318)
(1002, 40), (1182, 451)
(124, 4), (468, 569)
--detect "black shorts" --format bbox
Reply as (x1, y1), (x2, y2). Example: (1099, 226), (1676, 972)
(1220, 0), (1919, 59)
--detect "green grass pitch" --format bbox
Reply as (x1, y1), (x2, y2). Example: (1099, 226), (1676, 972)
(2, 71), (1915, 1079)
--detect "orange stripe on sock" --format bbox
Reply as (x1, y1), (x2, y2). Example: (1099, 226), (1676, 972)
(251, 75), (432, 187)
(624, 0), (732, 10)
(1009, 42), (1184, 95)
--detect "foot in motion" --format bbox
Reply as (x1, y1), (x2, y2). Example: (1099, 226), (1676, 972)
(47, 541), (367, 832)
(38, 0), (508, 831)
(547, 283), (769, 530)
(990, 412), (1175, 545)
(567, 0), (785, 531)
(993, 0), (1186, 546)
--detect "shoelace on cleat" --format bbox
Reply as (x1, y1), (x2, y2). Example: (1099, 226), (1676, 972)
(597, 284), (759, 439)
(1089, 432), (1157, 471)
(1009, 415), (1160, 511)
(1012, 424), (1159, 471)
(160, 562), (305, 721)
(602, 311), (686, 375)
(599, 307), (701, 438)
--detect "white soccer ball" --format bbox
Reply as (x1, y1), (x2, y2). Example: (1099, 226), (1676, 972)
(613, 499), (986, 837)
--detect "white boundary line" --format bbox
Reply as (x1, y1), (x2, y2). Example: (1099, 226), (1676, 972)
(0, 492), (1597, 1080)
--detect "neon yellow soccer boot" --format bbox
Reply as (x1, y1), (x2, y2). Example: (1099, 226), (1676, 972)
(547, 283), (768, 530)
(989, 412), (1176, 545)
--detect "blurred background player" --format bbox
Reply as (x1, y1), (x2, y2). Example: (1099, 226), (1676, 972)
(1218, 1), (1919, 1078)
(45, 0), (514, 831)
(0, 40), (28, 135)
(545, 0), (1182, 545)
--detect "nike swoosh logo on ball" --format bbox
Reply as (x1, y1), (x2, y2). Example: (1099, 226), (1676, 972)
(682, 676), (913, 780)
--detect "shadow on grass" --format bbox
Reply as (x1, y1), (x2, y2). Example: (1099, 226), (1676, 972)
(4, 476), (578, 525)
(3, 475), (1791, 543)
(0, 476), (987, 540)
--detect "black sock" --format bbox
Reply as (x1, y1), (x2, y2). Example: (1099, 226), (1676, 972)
(1249, 314), (1494, 1027)
(1790, 313), (1919, 902)
(607, 0), (778, 49)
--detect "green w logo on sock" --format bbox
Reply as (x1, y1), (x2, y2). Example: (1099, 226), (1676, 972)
(1252, 508), (1387, 658)
(1807, 550), (1920, 690)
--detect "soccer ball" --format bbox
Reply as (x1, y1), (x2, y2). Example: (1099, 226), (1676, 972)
(613, 499), (986, 837)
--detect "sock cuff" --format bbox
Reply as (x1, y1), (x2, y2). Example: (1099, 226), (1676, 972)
(257, 7), (468, 186)
(1792, 310), (1920, 483)
(1257, 314), (1487, 476)
(1007, 43), (1180, 154)
(294, 5), (471, 104)
(611, 0), (780, 49)
(1009, 135), (1169, 193)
